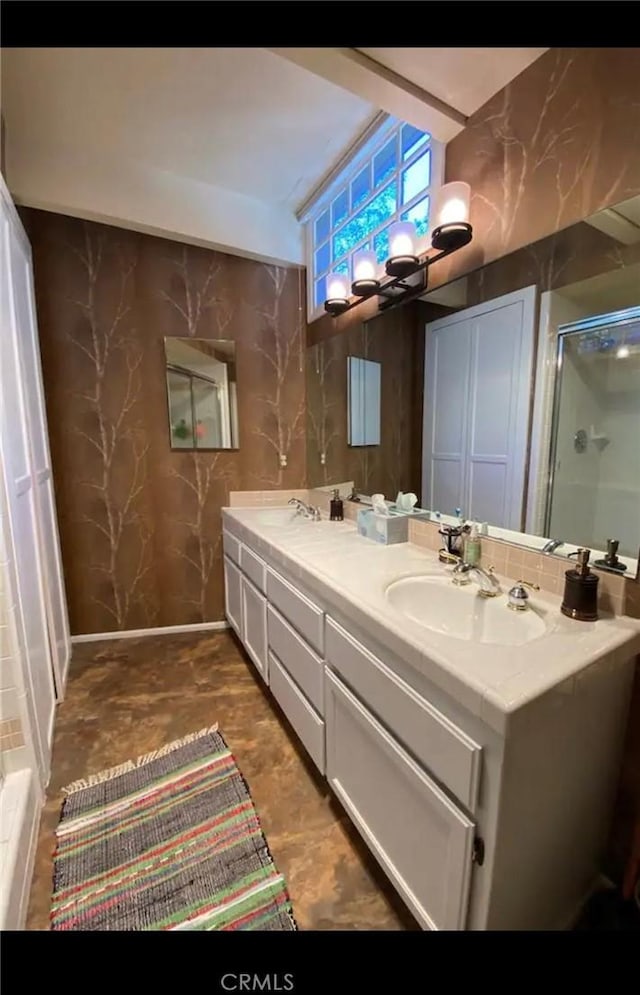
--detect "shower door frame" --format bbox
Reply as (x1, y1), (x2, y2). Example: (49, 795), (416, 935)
(543, 304), (640, 539)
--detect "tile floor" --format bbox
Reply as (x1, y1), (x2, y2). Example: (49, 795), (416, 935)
(26, 630), (418, 931)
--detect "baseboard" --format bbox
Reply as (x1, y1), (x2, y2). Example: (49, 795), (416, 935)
(71, 620), (230, 643)
(0, 770), (42, 930)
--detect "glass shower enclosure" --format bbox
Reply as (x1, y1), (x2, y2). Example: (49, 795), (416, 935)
(545, 307), (640, 559)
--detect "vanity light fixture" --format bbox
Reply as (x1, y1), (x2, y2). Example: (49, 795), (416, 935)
(324, 181), (473, 317)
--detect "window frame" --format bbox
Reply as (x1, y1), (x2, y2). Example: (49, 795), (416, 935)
(303, 119), (444, 323)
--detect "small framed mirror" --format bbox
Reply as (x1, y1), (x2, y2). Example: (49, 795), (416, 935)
(164, 338), (239, 450)
(347, 356), (381, 446)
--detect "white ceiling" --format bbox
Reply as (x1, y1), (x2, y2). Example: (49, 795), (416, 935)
(0, 48), (376, 209)
(358, 48), (547, 117)
(0, 46), (549, 262)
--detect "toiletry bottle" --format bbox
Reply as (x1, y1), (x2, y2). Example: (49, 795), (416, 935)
(561, 548), (599, 621)
(463, 522), (481, 565)
(330, 488), (344, 522)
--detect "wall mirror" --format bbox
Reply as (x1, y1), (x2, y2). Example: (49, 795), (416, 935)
(348, 356), (381, 446)
(306, 193), (640, 575)
(165, 338), (239, 450)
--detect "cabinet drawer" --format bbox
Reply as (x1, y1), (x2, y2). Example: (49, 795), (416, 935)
(222, 530), (241, 566)
(325, 668), (474, 931)
(240, 544), (267, 594)
(267, 568), (324, 655)
(267, 606), (324, 714)
(269, 652), (325, 774)
(326, 618), (481, 811)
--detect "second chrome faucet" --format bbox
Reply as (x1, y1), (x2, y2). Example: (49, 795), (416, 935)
(288, 497), (321, 521)
(439, 549), (500, 597)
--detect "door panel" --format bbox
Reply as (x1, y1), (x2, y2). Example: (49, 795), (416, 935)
(468, 460), (508, 526)
(0, 210), (56, 773)
(424, 288), (535, 528)
(241, 575), (268, 683)
(223, 555), (242, 636)
(325, 669), (475, 930)
(10, 235), (71, 693)
(422, 318), (472, 513)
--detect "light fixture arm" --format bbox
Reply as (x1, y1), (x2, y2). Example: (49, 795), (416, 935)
(323, 181), (473, 318)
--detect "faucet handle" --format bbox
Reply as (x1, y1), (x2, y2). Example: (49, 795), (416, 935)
(507, 579), (539, 612)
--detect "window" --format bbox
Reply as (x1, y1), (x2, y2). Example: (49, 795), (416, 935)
(304, 118), (443, 320)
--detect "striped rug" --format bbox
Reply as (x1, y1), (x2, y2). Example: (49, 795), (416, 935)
(50, 725), (296, 931)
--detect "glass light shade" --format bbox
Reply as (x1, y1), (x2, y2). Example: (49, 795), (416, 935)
(388, 221), (417, 260)
(433, 181), (470, 228)
(616, 345), (630, 359)
(326, 271), (349, 301)
(353, 250), (378, 284)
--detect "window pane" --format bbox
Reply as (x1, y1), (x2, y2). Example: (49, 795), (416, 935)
(374, 226), (391, 264)
(314, 275), (327, 308)
(401, 123), (429, 161)
(351, 165), (371, 211)
(402, 150), (431, 205)
(402, 195), (430, 237)
(333, 181), (397, 260)
(315, 241), (330, 276)
(332, 189), (349, 228)
(334, 259), (349, 276)
(315, 209), (330, 244)
(373, 138), (397, 189)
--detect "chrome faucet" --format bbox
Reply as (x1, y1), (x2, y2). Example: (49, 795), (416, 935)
(542, 538), (564, 554)
(451, 561), (500, 598)
(287, 497), (321, 521)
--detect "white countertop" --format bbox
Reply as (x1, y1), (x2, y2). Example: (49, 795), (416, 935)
(223, 507), (640, 734)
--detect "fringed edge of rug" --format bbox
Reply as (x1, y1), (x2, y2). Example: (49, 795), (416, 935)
(61, 723), (220, 795)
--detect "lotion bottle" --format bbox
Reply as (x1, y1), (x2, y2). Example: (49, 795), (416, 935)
(463, 522), (481, 565)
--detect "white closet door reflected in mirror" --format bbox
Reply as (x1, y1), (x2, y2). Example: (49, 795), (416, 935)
(348, 356), (381, 447)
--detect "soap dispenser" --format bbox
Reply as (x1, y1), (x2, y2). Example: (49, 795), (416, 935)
(330, 488), (344, 522)
(561, 548), (599, 621)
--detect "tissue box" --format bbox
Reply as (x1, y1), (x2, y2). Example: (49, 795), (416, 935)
(357, 508), (426, 545)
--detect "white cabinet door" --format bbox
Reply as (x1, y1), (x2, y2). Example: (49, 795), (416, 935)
(325, 669), (475, 931)
(8, 220), (71, 696)
(422, 315), (472, 515)
(466, 296), (535, 529)
(240, 575), (268, 683)
(423, 287), (536, 529)
(223, 555), (242, 636)
(0, 206), (56, 777)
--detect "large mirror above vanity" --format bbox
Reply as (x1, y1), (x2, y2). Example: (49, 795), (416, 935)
(307, 195), (640, 576)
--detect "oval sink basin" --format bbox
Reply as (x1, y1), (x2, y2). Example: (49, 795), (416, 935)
(252, 507), (302, 527)
(385, 575), (547, 646)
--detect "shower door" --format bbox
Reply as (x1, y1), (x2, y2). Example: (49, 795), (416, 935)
(545, 307), (640, 558)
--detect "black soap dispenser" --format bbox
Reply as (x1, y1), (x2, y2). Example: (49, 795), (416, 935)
(330, 488), (344, 522)
(561, 548), (599, 621)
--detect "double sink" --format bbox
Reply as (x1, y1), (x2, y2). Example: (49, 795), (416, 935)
(251, 507), (548, 648)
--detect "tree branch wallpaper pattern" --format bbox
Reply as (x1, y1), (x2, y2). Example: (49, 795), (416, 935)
(24, 209), (306, 634)
(306, 303), (434, 501)
(436, 47), (640, 290)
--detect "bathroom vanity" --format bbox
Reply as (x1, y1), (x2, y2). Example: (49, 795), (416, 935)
(222, 506), (640, 931)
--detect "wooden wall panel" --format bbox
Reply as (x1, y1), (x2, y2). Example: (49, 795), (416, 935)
(24, 209), (306, 634)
